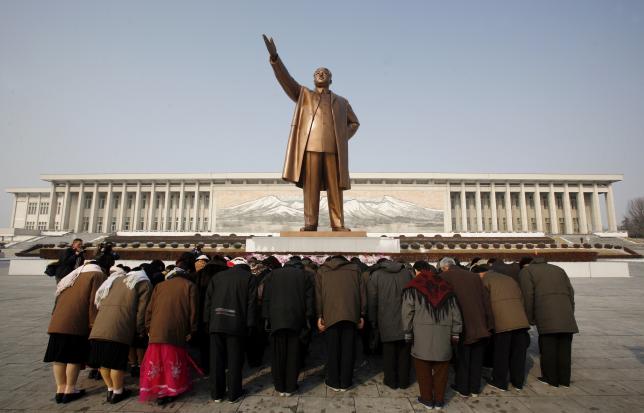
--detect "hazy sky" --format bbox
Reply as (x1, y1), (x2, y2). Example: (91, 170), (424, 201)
(1, 1), (643, 227)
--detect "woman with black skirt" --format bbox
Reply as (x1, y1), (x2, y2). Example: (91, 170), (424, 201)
(44, 253), (113, 404)
(88, 266), (152, 404)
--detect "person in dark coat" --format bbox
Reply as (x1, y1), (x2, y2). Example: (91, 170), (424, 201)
(204, 257), (257, 402)
(190, 255), (228, 376)
(246, 256), (281, 368)
(262, 257), (314, 395)
(316, 255), (366, 391)
(54, 238), (84, 283)
(367, 259), (413, 389)
(439, 257), (493, 397)
(519, 257), (578, 387)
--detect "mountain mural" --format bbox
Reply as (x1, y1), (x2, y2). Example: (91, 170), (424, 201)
(216, 195), (444, 232)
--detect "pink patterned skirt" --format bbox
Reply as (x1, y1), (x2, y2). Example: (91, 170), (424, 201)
(139, 343), (192, 401)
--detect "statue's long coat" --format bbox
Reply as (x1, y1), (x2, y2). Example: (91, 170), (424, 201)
(270, 56), (360, 190)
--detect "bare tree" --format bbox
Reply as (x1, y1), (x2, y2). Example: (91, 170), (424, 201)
(620, 197), (644, 238)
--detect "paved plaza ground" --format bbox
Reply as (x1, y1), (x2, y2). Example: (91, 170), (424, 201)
(0, 261), (643, 412)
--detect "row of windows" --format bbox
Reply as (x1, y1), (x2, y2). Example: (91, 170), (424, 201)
(80, 193), (211, 211)
(25, 221), (48, 230)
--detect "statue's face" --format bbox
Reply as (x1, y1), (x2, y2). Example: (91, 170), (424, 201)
(313, 67), (332, 87)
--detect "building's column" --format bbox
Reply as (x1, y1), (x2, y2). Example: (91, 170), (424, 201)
(490, 183), (498, 232)
(193, 182), (199, 231)
(548, 183), (559, 234)
(520, 183), (528, 232)
(88, 183), (98, 232)
(577, 184), (588, 234)
(47, 184), (57, 229)
(10, 195), (18, 228)
(475, 183), (483, 232)
(178, 181), (185, 231)
(61, 183), (71, 230)
(534, 184), (544, 232)
(104, 182), (113, 233)
(132, 182), (142, 231)
(73, 182), (85, 232)
(162, 182), (171, 231)
(35, 193), (42, 227)
(209, 182), (216, 232)
(460, 183), (468, 232)
(118, 184), (127, 231)
(563, 183), (573, 234)
(592, 183), (602, 232)
(147, 182), (156, 231)
(505, 183), (513, 232)
(23, 193), (30, 228)
(444, 182), (452, 232)
(606, 184), (617, 232)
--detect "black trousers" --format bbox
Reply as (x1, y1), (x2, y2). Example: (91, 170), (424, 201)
(325, 321), (356, 389)
(382, 340), (411, 389)
(271, 329), (301, 393)
(210, 333), (245, 401)
(455, 338), (487, 395)
(491, 329), (530, 389)
(538, 333), (573, 386)
(245, 326), (267, 368)
(198, 330), (210, 375)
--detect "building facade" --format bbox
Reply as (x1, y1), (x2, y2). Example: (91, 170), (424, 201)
(6, 172), (621, 234)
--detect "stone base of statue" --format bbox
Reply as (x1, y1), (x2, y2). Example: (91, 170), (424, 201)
(247, 232), (400, 254)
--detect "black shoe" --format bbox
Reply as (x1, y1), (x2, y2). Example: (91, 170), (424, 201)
(156, 396), (176, 405)
(450, 384), (469, 397)
(61, 389), (86, 404)
(106, 390), (113, 403)
(110, 389), (132, 404)
(537, 376), (558, 387)
(55, 393), (64, 404)
(228, 389), (246, 404)
(383, 381), (398, 390)
(485, 377), (507, 391)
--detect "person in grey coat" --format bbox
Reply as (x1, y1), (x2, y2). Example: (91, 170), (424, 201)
(402, 264), (462, 410)
(367, 259), (413, 389)
(519, 257), (578, 387)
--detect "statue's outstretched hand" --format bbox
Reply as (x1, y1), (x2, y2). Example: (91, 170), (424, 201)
(262, 34), (278, 59)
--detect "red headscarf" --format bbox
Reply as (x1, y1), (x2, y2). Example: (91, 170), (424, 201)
(403, 269), (455, 321)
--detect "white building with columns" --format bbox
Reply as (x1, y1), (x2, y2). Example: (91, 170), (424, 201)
(6, 172), (621, 235)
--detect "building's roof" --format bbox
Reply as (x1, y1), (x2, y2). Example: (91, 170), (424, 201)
(38, 172), (624, 183)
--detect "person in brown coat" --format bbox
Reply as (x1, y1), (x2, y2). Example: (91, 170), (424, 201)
(316, 255), (366, 391)
(139, 253), (198, 405)
(88, 265), (152, 404)
(44, 253), (113, 404)
(473, 265), (530, 391)
(519, 257), (578, 387)
(439, 257), (493, 397)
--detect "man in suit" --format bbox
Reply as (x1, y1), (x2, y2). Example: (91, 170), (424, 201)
(263, 34), (360, 231)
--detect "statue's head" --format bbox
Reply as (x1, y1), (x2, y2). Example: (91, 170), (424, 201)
(313, 67), (332, 88)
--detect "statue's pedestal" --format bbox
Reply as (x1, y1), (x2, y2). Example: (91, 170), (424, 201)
(247, 232), (399, 254)
(279, 230), (367, 238)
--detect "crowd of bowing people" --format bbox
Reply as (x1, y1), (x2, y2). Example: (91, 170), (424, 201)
(44, 241), (578, 410)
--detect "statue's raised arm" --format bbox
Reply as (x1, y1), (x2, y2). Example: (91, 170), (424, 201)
(263, 34), (301, 102)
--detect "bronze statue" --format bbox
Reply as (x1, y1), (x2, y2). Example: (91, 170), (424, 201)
(263, 34), (360, 232)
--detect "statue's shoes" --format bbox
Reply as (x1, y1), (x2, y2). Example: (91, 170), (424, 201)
(300, 226), (318, 231)
(332, 227), (351, 232)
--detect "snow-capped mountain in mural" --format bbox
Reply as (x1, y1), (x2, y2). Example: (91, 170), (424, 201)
(216, 195), (444, 232)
